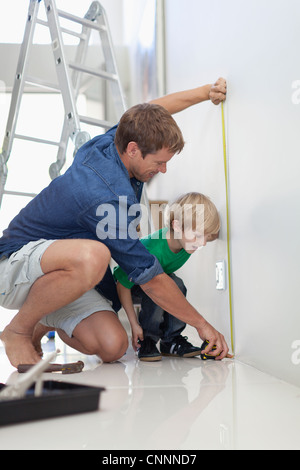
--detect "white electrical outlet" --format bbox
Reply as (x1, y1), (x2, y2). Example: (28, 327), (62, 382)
(216, 261), (226, 290)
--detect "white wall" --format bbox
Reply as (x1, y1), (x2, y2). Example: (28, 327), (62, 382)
(155, 0), (300, 387)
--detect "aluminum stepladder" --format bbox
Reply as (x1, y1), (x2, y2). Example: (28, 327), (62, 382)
(0, 0), (153, 233)
(0, 0), (127, 203)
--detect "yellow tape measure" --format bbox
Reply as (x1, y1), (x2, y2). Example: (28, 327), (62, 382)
(221, 102), (234, 354)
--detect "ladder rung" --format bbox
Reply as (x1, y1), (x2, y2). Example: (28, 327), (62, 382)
(25, 76), (60, 92)
(36, 18), (87, 40)
(79, 115), (114, 129)
(59, 27), (88, 40)
(68, 63), (118, 82)
(14, 134), (60, 146)
(57, 9), (107, 33)
(36, 18), (48, 28)
(4, 190), (37, 198)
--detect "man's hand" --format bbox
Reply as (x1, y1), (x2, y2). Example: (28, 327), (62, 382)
(142, 273), (232, 360)
(209, 77), (227, 105)
(150, 79), (227, 114)
(197, 320), (231, 360)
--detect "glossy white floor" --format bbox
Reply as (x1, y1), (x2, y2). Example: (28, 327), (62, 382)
(0, 324), (300, 452)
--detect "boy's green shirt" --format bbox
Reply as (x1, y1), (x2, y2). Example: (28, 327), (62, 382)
(113, 227), (191, 289)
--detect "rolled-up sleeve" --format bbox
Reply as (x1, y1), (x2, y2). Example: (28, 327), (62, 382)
(127, 255), (163, 285)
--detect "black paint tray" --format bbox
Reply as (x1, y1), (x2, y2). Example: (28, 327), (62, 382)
(0, 380), (105, 426)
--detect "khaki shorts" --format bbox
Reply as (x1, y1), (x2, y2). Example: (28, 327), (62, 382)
(0, 239), (115, 337)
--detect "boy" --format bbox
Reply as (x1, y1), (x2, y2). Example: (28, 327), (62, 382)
(114, 192), (221, 361)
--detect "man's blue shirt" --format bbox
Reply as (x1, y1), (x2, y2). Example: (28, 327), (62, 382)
(0, 126), (163, 309)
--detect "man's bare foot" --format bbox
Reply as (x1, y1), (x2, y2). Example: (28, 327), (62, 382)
(32, 323), (55, 357)
(0, 326), (42, 368)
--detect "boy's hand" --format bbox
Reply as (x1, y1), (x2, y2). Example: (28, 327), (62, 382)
(209, 78), (227, 105)
(132, 325), (144, 351)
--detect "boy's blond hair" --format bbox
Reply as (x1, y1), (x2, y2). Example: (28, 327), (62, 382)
(164, 192), (221, 236)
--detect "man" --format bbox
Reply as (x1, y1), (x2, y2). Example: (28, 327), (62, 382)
(0, 78), (228, 368)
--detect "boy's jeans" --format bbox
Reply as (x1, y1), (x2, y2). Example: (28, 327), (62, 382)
(131, 273), (187, 343)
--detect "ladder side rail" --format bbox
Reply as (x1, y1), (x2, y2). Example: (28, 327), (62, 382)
(1, 1), (41, 163)
(49, 7), (95, 179)
(0, 153), (8, 208)
(44, 0), (81, 142)
(71, 27), (93, 97)
(96, 5), (127, 117)
(0, 0), (41, 207)
(49, 117), (69, 179)
(70, 0), (106, 97)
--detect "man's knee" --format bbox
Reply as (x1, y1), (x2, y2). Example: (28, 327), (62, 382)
(41, 239), (111, 290)
(100, 330), (129, 363)
(72, 310), (128, 362)
(71, 241), (111, 290)
(79, 322), (129, 363)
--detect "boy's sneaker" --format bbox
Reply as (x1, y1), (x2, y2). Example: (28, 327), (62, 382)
(138, 337), (162, 362)
(160, 335), (202, 358)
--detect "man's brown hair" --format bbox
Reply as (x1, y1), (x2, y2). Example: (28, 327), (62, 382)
(115, 103), (185, 158)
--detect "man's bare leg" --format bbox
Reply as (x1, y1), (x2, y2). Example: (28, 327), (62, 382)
(56, 311), (129, 362)
(0, 239), (111, 368)
(32, 311), (129, 363)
